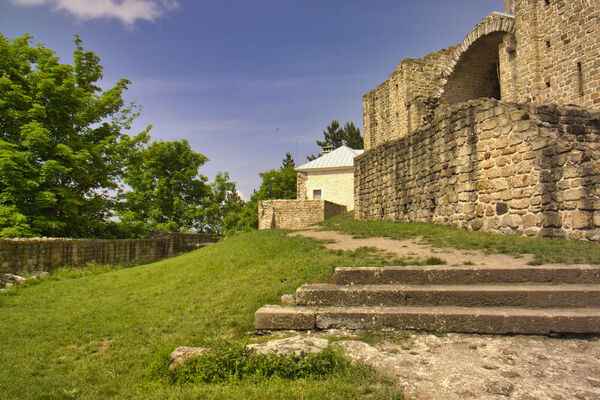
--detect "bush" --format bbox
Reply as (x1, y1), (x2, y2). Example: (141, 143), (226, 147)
(151, 342), (351, 385)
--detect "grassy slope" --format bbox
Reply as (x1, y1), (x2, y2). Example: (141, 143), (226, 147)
(320, 213), (600, 264)
(0, 230), (402, 400)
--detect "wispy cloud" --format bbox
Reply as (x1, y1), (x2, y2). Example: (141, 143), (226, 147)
(10, 0), (179, 25)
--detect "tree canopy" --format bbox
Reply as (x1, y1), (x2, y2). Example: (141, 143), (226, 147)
(0, 33), (243, 238)
(224, 152), (297, 233)
(117, 139), (210, 235)
(308, 120), (363, 160)
(0, 33), (148, 237)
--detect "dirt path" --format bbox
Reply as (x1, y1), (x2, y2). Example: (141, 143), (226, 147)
(335, 331), (600, 400)
(289, 229), (535, 267)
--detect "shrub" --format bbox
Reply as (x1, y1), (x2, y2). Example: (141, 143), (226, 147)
(151, 342), (352, 385)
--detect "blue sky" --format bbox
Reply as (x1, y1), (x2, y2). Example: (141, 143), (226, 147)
(1, 0), (502, 198)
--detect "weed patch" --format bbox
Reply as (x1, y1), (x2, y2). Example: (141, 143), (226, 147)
(423, 256), (446, 265)
(152, 343), (352, 384)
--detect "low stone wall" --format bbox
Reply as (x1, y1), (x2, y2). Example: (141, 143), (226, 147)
(0, 232), (219, 274)
(258, 200), (347, 230)
(355, 98), (600, 241)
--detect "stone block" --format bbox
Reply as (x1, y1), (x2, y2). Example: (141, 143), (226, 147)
(572, 211), (592, 229)
(522, 214), (536, 228)
(496, 202), (508, 215)
(543, 212), (563, 228)
(501, 214), (522, 228)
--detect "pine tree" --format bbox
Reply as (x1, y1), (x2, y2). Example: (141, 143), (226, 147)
(307, 120), (363, 160)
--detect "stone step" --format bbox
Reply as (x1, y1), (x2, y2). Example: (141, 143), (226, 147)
(295, 283), (600, 308)
(331, 265), (600, 285)
(254, 305), (600, 334)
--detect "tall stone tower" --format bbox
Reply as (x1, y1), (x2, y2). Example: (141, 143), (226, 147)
(504, 0), (515, 14)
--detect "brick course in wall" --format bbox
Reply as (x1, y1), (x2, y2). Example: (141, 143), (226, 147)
(355, 98), (600, 241)
(0, 232), (218, 274)
(258, 200), (347, 230)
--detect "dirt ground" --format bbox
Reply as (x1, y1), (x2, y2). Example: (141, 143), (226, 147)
(288, 229), (535, 266)
(284, 229), (600, 400)
(334, 331), (600, 400)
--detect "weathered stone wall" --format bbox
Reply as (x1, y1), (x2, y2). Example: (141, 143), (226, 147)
(297, 171), (308, 201)
(363, 0), (600, 150)
(298, 168), (356, 210)
(363, 48), (455, 150)
(512, 0), (600, 111)
(0, 232), (219, 274)
(258, 200), (347, 230)
(355, 98), (600, 241)
(440, 32), (503, 105)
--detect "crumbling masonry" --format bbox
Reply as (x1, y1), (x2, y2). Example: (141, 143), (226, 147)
(356, 0), (600, 241)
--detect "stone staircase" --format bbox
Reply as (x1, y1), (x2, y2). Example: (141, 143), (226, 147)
(254, 265), (600, 334)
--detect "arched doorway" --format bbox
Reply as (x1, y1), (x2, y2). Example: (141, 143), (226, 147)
(438, 13), (515, 106)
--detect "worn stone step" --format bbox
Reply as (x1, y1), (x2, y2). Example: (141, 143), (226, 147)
(331, 265), (600, 285)
(254, 305), (600, 334)
(295, 283), (600, 308)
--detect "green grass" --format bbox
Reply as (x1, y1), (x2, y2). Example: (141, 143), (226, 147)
(320, 212), (600, 264)
(0, 229), (404, 400)
(327, 247), (447, 266)
(150, 342), (354, 384)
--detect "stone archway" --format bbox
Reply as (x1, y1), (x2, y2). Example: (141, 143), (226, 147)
(438, 12), (515, 105)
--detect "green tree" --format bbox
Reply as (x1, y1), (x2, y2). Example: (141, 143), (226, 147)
(342, 121), (363, 149)
(204, 172), (244, 234)
(0, 33), (147, 237)
(118, 139), (213, 235)
(224, 152), (296, 232)
(253, 152), (296, 200)
(316, 119), (345, 149)
(308, 120), (363, 160)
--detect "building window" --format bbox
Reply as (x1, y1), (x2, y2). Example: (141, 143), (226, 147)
(312, 189), (322, 200)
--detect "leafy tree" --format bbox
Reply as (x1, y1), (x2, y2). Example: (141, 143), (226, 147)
(253, 152), (296, 201)
(204, 172), (244, 234)
(224, 152), (296, 232)
(307, 120), (363, 160)
(118, 139), (213, 235)
(0, 33), (147, 237)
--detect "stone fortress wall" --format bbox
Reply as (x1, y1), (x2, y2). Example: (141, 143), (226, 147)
(258, 200), (347, 230)
(0, 232), (218, 274)
(363, 0), (600, 152)
(355, 98), (600, 241)
(356, 0), (600, 241)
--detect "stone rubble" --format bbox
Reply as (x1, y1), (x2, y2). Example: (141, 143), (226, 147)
(246, 335), (329, 357)
(168, 346), (211, 370)
(248, 331), (600, 400)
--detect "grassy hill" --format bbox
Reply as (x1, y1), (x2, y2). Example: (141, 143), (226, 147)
(0, 229), (403, 400)
(3, 218), (600, 399)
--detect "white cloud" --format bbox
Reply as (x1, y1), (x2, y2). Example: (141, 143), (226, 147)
(10, 0), (179, 25)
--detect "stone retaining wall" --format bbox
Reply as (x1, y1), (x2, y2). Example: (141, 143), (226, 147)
(258, 200), (347, 230)
(355, 98), (600, 241)
(0, 232), (219, 274)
